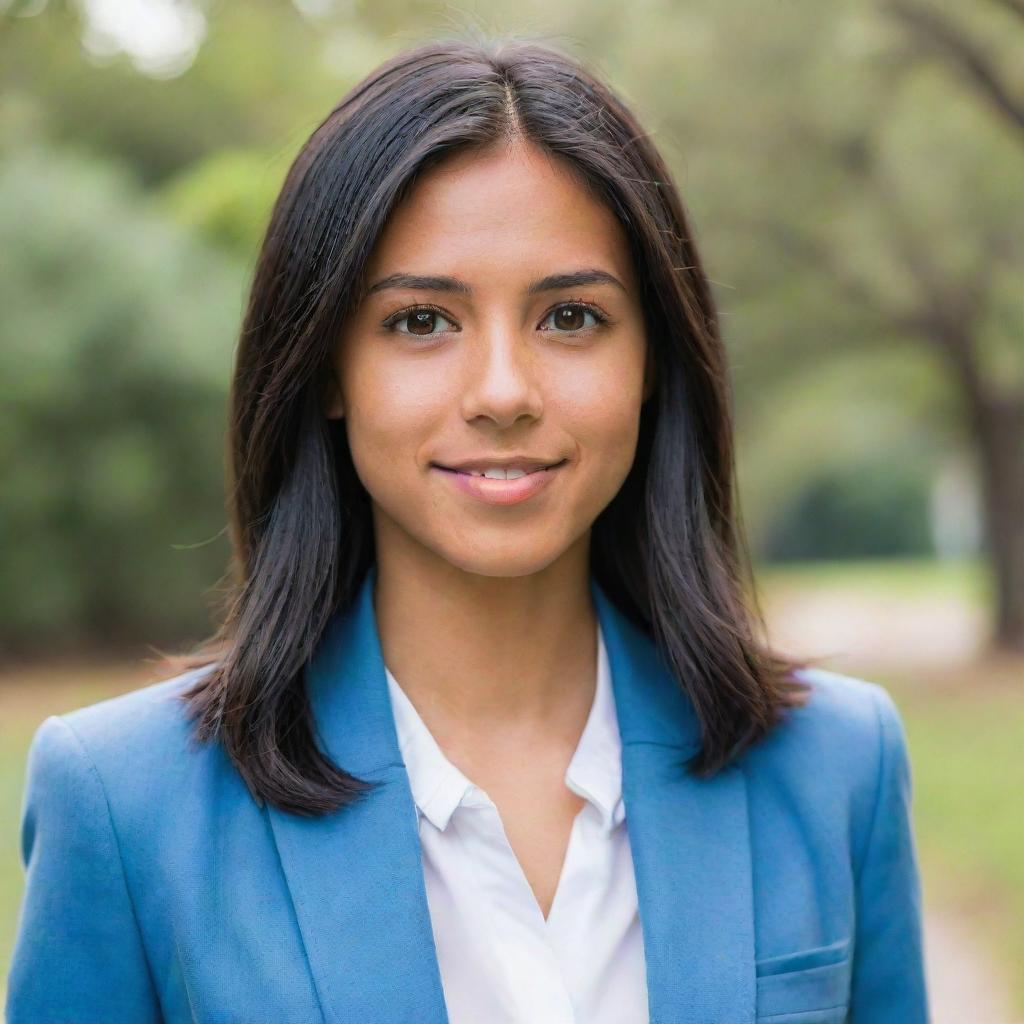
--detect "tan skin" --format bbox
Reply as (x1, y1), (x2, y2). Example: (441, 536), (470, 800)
(324, 138), (653, 920)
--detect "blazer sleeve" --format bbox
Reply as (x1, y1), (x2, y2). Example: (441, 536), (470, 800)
(5, 714), (163, 1024)
(849, 685), (930, 1022)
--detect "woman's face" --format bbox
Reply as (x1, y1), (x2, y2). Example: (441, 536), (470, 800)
(325, 141), (652, 579)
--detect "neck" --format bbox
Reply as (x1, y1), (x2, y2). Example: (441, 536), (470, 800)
(372, 542), (597, 748)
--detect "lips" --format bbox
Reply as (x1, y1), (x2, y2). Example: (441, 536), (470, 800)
(438, 462), (563, 477)
(433, 458), (567, 476)
(431, 459), (566, 506)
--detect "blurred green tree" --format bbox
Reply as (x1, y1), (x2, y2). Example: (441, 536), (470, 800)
(158, 147), (291, 260)
(0, 0), (389, 184)
(0, 141), (242, 656)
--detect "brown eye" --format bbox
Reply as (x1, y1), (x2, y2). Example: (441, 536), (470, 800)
(556, 307), (585, 331)
(540, 302), (607, 334)
(384, 307), (456, 338)
(407, 310), (438, 336)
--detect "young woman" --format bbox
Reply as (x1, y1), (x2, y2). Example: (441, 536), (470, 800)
(7, 35), (929, 1024)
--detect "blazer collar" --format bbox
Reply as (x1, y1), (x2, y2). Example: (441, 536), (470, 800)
(268, 565), (755, 1024)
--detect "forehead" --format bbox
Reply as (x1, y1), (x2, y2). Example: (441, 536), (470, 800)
(364, 142), (636, 289)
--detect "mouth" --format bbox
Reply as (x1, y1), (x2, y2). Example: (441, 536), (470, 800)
(432, 459), (568, 478)
(429, 458), (568, 506)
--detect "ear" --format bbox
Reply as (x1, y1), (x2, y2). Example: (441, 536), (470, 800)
(322, 370), (345, 420)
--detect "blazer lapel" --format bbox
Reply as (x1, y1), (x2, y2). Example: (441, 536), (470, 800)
(267, 565), (449, 1024)
(268, 566), (755, 1024)
(591, 579), (756, 1024)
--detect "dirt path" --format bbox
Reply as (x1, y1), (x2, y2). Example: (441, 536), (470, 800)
(762, 586), (987, 670)
(925, 908), (1019, 1023)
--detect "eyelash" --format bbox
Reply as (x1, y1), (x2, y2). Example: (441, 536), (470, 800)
(381, 299), (612, 340)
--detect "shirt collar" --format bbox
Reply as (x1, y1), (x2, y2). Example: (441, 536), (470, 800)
(384, 618), (625, 837)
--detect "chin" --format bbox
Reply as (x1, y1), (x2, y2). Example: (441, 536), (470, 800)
(432, 537), (570, 580)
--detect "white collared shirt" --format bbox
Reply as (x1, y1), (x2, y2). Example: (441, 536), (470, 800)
(384, 619), (649, 1024)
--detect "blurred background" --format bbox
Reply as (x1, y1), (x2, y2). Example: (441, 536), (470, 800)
(0, 0), (1021, 1017)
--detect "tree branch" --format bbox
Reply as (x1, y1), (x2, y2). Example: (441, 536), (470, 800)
(814, 124), (992, 360)
(884, 0), (1024, 137)
(722, 215), (918, 332)
(987, 0), (1024, 24)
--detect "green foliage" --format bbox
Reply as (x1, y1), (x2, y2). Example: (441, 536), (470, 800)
(0, 142), (244, 653)
(761, 456), (934, 561)
(0, 0), (392, 184)
(158, 146), (292, 260)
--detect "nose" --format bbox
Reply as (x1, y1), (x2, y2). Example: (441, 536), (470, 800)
(457, 318), (543, 429)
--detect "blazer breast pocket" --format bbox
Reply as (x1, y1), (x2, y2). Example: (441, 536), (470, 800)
(754, 936), (852, 1023)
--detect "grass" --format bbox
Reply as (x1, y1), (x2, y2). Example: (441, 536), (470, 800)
(756, 554), (992, 604)
(890, 676), (1024, 1012)
(0, 729), (32, 994)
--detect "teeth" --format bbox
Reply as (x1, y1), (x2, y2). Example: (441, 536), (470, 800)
(448, 463), (561, 478)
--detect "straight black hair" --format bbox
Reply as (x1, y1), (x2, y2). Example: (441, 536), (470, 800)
(167, 31), (813, 817)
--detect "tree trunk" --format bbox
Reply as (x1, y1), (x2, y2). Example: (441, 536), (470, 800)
(931, 321), (1024, 653)
(973, 396), (1024, 652)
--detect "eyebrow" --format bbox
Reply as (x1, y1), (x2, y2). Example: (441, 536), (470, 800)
(364, 268), (628, 298)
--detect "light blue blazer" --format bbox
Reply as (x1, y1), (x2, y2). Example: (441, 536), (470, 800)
(7, 566), (930, 1023)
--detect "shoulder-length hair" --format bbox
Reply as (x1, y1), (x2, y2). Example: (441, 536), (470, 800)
(168, 32), (813, 817)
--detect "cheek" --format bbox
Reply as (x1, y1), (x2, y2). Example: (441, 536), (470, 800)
(337, 352), (444, 488)
(558, 353), (645, 482)
(347, 398), (432, 487)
